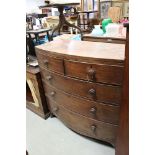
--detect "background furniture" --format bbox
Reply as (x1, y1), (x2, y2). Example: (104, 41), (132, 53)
(26, 28), (52, 44)
(26, 63), (50, 119)
(77, 10), (98, 31)
(26, 28), (52, 56)
(39, 3), (83, 39)
(36, 40), (125, 149)
(82, 33), (126, 44)
(81, 0), (101, 17)
(108, 7), (122, 23)
(111, 0), (129, 18)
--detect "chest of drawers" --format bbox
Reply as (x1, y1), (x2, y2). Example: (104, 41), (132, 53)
(36, 40), (125, 147)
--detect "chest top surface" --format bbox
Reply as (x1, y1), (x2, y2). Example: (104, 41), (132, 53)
(36, 40), (125, 61)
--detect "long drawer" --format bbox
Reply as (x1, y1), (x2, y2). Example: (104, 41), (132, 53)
(44, 83), (120, 125)
(40, 67), (122, 105)
(64, 59), (124, 85)
(49, 100), (118, 146)
(36, 52), (64, 74)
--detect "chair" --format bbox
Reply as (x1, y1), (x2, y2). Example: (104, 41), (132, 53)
(108, 7), (122, 23)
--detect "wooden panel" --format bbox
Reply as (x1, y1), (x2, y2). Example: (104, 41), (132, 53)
(64, 59), (124, 85)
(43, 83), (120, 124)
(36, 52), (64, 74)
(40, 67), (122, 105)
(50, 101), (118, 146)
(82, 36), (126, 44)
(35, 40), (125, 61)
(116, 23), (129, 155)
(26, 66), (50, 119)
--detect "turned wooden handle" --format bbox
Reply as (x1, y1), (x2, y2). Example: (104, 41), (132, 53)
(91, 125), (96, 133)
(46, 75), (52, 81)
(53, 107), (59, 112)
(88, 88), (96, 98)
(50, 91), (56, 97)
(107, 39), (113, 42)
(87, 68), (95, 80)
(90, 107), (96, 115)
(43, 59), (48, 65)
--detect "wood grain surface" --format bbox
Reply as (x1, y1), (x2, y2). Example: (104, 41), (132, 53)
(36, 40), (125, 61)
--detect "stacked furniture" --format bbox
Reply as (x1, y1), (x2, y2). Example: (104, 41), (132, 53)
(36, 40), (125, 147)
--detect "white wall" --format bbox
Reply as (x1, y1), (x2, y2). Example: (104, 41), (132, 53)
(26, 0), (45, 13)
(26, 0), (81, 13)
(49, 0), (80, 3)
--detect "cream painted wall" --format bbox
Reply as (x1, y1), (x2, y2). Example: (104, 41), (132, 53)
(26, 0), (81, 13)
(26, 0), (44, 13)
(49, 0), (80, 3)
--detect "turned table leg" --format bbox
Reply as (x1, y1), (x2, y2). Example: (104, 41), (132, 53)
(51, 5), (83, 40)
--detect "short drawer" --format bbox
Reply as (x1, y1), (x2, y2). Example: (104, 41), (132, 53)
(64, 60), (124, 85)
(40, 67), (122, 105)
(36, 52), (64, 74)
(44, 83), (120, 125)
(49, 101), (118, 146)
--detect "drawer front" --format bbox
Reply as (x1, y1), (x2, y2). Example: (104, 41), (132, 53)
(49, 101), (118, 146)
(64, 60), (124, 85)
(36, 52), (64, 74)
(44, 83), (120, 125)
(40, 67), (122, 105)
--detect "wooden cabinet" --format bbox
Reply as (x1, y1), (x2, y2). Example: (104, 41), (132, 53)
(26, 66), (50, 119)
(36, 40), (125, 149)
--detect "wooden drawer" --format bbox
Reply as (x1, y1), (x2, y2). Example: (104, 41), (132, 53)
(44, 83), (120, 125)
(49, 101), (118, 146)
(36, 52), (64, 74)
(40, 67), (122, 105)
(64, 60), (124, 85)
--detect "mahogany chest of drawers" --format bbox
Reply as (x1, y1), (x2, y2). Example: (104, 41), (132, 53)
(36, 40), (125, 147)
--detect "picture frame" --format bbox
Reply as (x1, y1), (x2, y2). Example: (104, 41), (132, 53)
(83, 0), (94, 11)
(123, 2), (129, 17)
(112, 2), (123, 8)
(87, 0), (94, 11)
(100, 1), (112, 19)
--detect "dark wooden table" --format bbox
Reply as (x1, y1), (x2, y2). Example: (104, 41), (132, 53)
(39, 3), (83, 40)
(26, 28), (52, 43)
(77, 10), (98, 30)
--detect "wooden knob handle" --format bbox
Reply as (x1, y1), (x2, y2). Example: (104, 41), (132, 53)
(87, 68), (95, 81)
(50, 91), (56, 97)
(46, 75), (52, 81)
(107, 39), (113, 42)
(90, 107), (96, 115)
(88, 88), (96, 98)
(91, 125), (96, 133)
(53, 107), (59, 112)
(43, 59), (48, 66)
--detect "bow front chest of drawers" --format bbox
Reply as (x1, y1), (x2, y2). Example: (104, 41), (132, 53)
(36, 40), (125, 147)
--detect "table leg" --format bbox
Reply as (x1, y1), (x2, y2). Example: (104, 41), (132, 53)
(51, 6), (83, 40)
(51, 21), (64, 40)
(34, 34), (39, 45)
(64, 19), (83, 38)
(47, 31), (51, 41)
(87, 12), (91, 30)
